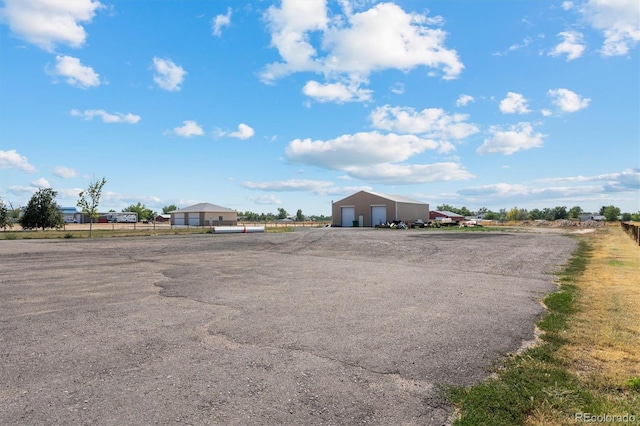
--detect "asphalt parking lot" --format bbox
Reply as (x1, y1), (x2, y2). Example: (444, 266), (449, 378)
(0, 227), (577, 425)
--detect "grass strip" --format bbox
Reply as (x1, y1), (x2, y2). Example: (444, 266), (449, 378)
(446, 232), (639, 425)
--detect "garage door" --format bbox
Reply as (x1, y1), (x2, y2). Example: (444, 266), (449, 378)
(173, 213), (185, 226)
(371, 205), (387, 227)
(188, 214), (200, 226)
(341, 207), (355, 227)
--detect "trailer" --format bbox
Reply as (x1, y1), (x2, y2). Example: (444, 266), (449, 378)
(107, 213), (138, 223)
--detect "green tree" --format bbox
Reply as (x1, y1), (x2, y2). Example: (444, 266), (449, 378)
(621, 212), (632, 221)
(162, 205), (178, 214)
(77, 177), (106, 238)
(296, 209), (304, 221)
(276, 207), (288, 220)
(631, 212), (640, 221)
(0, 197), (13, 230)
(483, 211), (499, 220)
(506, 207), (530, 221)
(603, 205), (621, 222)
(552, 206), (568, 220)
(20, 188), (64, 230)
(123, 202), (156, 222)
(529, 209), (542, 220)
(568, 206), (583, 219)
(458, 206), (472, 217)
(498, 208), (507, 223)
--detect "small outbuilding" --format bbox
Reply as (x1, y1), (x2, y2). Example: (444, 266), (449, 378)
(430, 210), (465, 224)
(331, 190), (429, 227)
(170, 203), (237, 227)
(155, 214), (171, 223)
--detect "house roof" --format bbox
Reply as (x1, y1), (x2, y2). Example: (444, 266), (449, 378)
(433, 210), (464, 218)
(172, 203), (236, 213)
(59, 207), (78, 213)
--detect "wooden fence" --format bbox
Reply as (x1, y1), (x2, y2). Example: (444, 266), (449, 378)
(621, 222), (640, 246)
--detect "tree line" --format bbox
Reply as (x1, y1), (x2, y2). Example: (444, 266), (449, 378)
(436, 204), (639, 222)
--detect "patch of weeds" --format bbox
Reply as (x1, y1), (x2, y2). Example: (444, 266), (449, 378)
(607, 259), (633, 267)
(3, 232), (18, 240)
(63, 232), (74, 239)
(626, 378), (640, 392)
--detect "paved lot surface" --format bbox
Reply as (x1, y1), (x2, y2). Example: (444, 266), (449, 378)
(0, 228), (576, 425)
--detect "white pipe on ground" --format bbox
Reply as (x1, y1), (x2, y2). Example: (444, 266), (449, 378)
(213, 226), (265, 234)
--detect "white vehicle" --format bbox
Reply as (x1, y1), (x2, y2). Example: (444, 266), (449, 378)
(461, 220), (482, 227)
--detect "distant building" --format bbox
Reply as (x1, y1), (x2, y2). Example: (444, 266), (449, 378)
(170, 203), (238, 226)
(578, 214), (605, 222)
(331, 190), (429, 227)
(429, 210), (465, 224)
(155, 214), (171, 223)
(59, 207), (82, 223)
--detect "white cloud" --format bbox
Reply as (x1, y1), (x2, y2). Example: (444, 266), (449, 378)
(49, 55), (100, 88)
(212, 7), (232, 37)
(283, 131), (473, 184)
(261, 1), (463, 102)
(548, 88), (591, 112)
(369, 105), (479, 141)
(171, 120), (204, 137)
(243, 179), (374, 196)
(1, 0), (102, 52)
(535, 168), (640, 192)
(390, 82), (405, 95)
(456, 94), (474, 107)
(244, 179), (336, 195)
(247, 194), (282, 205)
(228, 123), (255, 140)
(477, 122), (546, 155)
(562, 2), (574, 11)
(53, 166), (79, 178)
(286, 131), (439, 169)
(31, 177), (50, 188)
(499, 92), (531, 114)
(302, 80), (372, 103)
(493, 37), (533, 56)
(457, 168), (640, 209)
(0, 149), (36, 172)
(580, 0), (640, 56)
(70, 109), (141, 123)
(152, 57), (186, 91)
(342, 162), (474, 184)
(549, 31), (585, 60)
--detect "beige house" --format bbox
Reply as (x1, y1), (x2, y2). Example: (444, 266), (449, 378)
(331, 191), (429, 227)
(170, 203), (237, 227)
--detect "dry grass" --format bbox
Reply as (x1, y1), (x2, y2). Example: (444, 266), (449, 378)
(526, 227), (640, 425)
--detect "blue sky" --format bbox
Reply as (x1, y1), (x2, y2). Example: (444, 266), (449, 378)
(1, 0), (639, 216)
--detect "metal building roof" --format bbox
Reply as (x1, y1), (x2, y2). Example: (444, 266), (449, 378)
(172, 203), (236, 213)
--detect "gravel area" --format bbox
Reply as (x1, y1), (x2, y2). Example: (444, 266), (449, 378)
(0, 227), (577, 425)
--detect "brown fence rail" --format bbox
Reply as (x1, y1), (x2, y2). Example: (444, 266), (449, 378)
(621, 222), (640, 246)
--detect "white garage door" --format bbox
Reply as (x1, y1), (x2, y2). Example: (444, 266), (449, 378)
(173, 213), (185, 226)
(188, 214), (200, 226)
(341, 207), (355, 227)
(371, 206), (387, 226)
